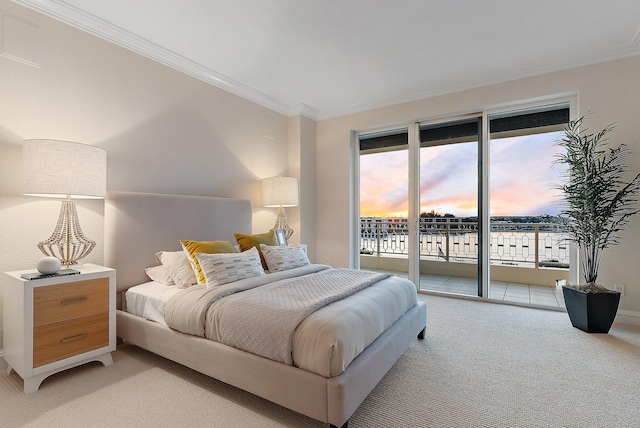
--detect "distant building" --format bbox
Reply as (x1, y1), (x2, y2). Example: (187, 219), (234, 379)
(360, 217), (388, 238)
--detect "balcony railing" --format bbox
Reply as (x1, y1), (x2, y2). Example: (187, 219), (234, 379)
(360, 218), (570, 268)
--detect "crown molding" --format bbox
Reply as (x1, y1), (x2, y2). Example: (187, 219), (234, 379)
(13, 1), (640, 122)
(13, 0), (292, 116)
(289, 104), (319, 121)
(316, 23), (640, 120)
(316, 47), (640, 121)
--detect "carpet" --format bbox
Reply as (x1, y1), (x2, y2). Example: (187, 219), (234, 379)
(2, 295), (639, 427)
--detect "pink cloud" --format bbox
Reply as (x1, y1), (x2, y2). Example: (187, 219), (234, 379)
(360, 131), (565, 218)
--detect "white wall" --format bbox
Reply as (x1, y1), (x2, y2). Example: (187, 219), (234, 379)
(316, 55), (640, 318)
(0, 1), (294, 351)
(288, 114), (317, 260)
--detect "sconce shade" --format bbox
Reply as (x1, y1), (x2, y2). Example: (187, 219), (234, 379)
(22, 139), (106, 199)
(262, 176), (298, 207)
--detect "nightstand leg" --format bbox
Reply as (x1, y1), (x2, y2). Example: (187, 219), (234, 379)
(24, 374), (48, 394)
(22, 352), (114, 394)
(96, 353), (113, 367)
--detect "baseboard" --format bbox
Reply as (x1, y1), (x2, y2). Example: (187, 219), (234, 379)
(0, 350), (7, 371)
(614, 309), (640, 327)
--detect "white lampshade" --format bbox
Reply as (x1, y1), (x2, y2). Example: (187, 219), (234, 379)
(22, 139), (107, 265)
(22, 139), (106, 199)
(262, 176), (298, 207)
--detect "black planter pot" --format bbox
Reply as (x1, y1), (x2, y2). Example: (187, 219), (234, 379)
(562, 286), (621, 333)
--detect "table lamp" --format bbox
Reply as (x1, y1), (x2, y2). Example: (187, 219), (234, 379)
(22, 139), (107, 265)
(262, 176), (298, 240)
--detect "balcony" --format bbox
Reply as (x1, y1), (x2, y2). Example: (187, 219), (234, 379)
(360, 217), (570, 308)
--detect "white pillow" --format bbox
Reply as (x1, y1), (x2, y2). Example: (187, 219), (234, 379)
(155, 251), (198, 287)
(259, 244), (310, 272)
(144, 264), (175, 286)
(196, 247), (265, 287)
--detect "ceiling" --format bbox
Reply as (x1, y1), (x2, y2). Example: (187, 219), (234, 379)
(14, 0), (640, 120)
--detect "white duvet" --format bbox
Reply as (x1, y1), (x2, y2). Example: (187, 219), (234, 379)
(127, 265), (418, 377)
(289, 272), (417, 376)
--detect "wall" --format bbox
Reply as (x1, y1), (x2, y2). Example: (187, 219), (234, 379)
(288, 114), (317, 260)
(316, 55), (640, 320)
(0, 2), (293, 355)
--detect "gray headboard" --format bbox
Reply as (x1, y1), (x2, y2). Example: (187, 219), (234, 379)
(104, 191), (252, 301)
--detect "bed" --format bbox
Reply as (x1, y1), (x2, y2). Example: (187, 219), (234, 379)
(105, 191), (427, 428)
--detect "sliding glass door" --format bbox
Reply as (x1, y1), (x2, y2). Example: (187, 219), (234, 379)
(359, 128), (411, 278)
(356, 100), (574, 307)
(487, 105), (571, 306)
(416, 117), (482, 296)
(357, 117), (483, 297)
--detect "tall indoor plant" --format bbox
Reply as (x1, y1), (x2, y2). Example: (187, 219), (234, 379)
(554, 115), (640, 333)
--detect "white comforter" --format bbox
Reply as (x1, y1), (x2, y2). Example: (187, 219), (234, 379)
(163, 264), (418, 377)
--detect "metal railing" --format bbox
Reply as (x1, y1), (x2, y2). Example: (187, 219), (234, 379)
(360, 218), (569, 268)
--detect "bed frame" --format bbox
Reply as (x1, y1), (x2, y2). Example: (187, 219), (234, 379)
(105, 191), (427, 428)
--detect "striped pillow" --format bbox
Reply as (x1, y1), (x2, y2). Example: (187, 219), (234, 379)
(259, 244), (310, 272)
(180, 239), (238, 284)
(196, 247), (265, 287)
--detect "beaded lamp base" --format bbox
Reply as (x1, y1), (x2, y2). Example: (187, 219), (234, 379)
(37, 198), (96, 266)
(271, 205), (294, 240)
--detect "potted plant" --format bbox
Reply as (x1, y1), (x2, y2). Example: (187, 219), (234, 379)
(554, 115), (640, 333)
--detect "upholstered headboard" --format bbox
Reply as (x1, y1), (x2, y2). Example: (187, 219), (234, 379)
(104, 191), (252, 302)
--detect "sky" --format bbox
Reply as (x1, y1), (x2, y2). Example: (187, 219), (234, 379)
(360, 131), (566, 218)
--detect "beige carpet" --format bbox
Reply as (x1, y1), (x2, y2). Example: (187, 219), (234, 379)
(2, 295), (639, 427)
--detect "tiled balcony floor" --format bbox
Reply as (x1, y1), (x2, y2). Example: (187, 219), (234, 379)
(421, 274), (566, 308)
(379, 271), (566, 309)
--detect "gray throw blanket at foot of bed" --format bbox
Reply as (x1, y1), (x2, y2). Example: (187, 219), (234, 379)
(212, 268), (390, 364)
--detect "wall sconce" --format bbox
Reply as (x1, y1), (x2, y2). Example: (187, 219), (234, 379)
(262, 176), (298, 240)
(22, 139), (107, 266)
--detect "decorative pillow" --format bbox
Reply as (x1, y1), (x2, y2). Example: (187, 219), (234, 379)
(259, 244), (310, 272)
(144, 264), (175, 286)
(196, 247), (265, 287)
(234, 230), (278, 270)
(180, 239), (238, 285)
(155, 251), (198, 287)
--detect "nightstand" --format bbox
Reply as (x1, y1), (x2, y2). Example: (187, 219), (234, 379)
(3, 263), (116, 393)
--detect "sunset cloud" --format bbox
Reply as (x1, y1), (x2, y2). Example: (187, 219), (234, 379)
(360, 132), (565, 218)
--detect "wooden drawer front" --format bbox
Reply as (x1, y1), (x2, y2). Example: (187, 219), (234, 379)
(33, 312), (109, 367)
(34, 278), (109, 327)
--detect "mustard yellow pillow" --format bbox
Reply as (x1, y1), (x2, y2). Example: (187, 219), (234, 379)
(234, 230), (278, 270)
(180, 240), (238, 284)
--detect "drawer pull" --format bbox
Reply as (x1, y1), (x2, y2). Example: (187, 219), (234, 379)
(61, 333), (88, 343)
(60, 297), (88, 305)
